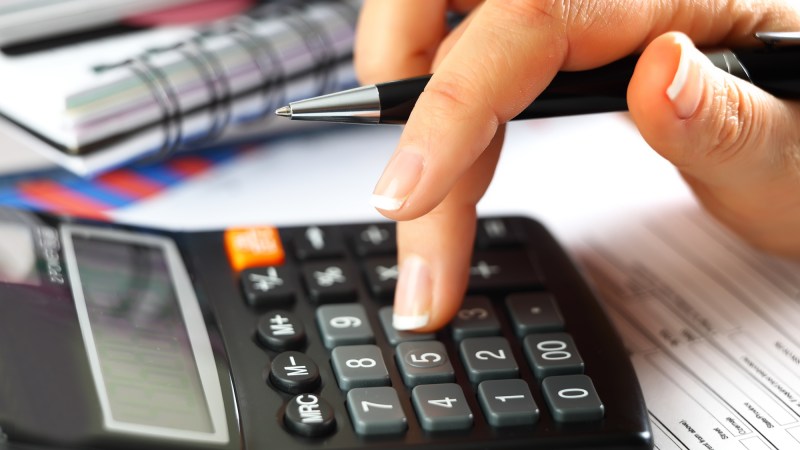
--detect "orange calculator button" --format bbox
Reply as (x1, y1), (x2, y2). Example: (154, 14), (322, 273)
(225, 226), (285, 271)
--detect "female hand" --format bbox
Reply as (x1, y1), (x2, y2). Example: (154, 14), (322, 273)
(354, 0), (800, 331)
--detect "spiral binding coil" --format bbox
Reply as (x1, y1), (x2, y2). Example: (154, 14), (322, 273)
(126, 55), (184, 162)
(121, 0), (357, 162)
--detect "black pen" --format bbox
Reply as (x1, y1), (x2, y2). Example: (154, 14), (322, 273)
(275, 31), (800, 124)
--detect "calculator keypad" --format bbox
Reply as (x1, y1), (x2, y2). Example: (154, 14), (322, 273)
(228, 218), (650, 448)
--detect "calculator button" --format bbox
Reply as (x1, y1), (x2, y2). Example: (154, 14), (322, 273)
(468, 250), (544, 292)
(450, 295), (501, 341)
(459, 336), (519, 383)
(363, 256), (398, 299)
(302, 260), (358, 302)
(346, 387), (407, 435)
(542, 374), (604, 422)
(284, 393), (336, 437)
(477, 379), (540, 427)
(523, 333), (584, 379)
(269, 351), (320, 394)
(316, 304), (374, 349)
(352, 223), (396, 256)
(505, 292), (564, 336)
(331, 345), (390, 391)
(225, 226), (285, 272)
(475, 218), (520, 248)
(241, 266), (298, 306)
(411, 383), (473, 432)
(395, 341), (455, 387)
(257, 311), (305, 351)
(378, 306), (435, 345)
(294, 226), (345, 260)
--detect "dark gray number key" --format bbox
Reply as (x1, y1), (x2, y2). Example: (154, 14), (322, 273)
(331, 345), (390, 391)
(316, 303), (374, 349)
(523, 333), (584, 379)
(542, 374), (604, 422)
(411, 383), (473, 431)
(346, 387), (407, 435)
(459, 336), (519, 383)
(395, 341), (455, 387)
(450, 295), (501, 341)
(477, 379), (540, 427)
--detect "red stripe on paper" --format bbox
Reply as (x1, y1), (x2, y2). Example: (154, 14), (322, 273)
(17, 181), (109, 220)
(168, 157), (213, 177)
(96, 170), (163, 199)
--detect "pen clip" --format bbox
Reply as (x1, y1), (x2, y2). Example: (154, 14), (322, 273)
(754, 31), (800, 46)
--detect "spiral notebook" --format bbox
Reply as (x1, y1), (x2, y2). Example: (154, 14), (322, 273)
(0, 0), (360, 176)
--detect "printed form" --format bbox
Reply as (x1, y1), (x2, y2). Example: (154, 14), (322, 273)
(573, 207), (800, 450)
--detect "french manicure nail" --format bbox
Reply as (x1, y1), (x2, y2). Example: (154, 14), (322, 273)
(392, 254), (432, 330)
(667, 34), (704, 119)
(370, 149), (424, 211)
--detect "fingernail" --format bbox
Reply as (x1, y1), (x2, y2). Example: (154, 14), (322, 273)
(667, 34), (704, 119)
(393, 254), (432, 330)
(370, 149), (424, 211)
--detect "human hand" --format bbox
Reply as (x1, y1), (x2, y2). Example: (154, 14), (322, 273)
(354, 0), (800, 331)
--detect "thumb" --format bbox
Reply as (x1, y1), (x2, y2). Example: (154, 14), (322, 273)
(629, 32), (800, 256)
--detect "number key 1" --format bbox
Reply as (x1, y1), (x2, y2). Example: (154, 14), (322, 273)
(477, 379), (540, 427)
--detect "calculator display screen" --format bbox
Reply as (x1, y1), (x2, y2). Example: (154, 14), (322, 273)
(61, 226), (229, 444)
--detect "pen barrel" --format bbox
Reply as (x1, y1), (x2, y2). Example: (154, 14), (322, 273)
(512, 55), (637, 120)
(729, 46), (800, 99)
(378, 76), (430, 124)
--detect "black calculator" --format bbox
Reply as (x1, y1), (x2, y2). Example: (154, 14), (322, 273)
(0, 206), (652, 450)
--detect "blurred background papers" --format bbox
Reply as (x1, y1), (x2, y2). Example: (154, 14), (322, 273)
(0, 0), (200, 46)
(0, 0), (360, 176)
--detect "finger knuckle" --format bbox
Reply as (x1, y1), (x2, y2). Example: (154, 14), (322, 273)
(704, 80), (758, 164)
(422, 72), (498, 123)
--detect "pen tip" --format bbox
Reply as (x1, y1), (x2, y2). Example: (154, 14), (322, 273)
(275, 106), (291, 118)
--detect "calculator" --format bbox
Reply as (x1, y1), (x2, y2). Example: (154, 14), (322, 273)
(0, 206), (652, 450)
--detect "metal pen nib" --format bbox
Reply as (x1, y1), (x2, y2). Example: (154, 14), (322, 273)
(271, 84), (382, 123)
